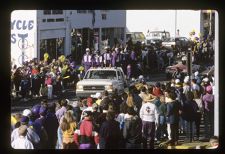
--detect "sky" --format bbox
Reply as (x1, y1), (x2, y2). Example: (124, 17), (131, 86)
(126, 10), (201, 38)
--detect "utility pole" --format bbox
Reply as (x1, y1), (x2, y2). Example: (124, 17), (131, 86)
(175, 10), (177, 37)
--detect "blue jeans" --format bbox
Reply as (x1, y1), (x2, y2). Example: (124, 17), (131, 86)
(156, 115), (168, 140)
(184, 120), (194, 142)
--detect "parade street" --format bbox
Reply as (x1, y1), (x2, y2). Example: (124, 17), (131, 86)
(10, 10), (218, 149)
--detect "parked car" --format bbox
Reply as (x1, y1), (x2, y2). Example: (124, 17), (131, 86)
(162, 37), (192, 51)
(145, 30), (170, 46)
(76, 67), (126, 98)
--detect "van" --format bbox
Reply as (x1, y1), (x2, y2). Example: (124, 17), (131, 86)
(126, 32), (146, 44)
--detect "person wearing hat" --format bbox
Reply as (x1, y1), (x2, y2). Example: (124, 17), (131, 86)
(34, 106), (49, 148)
(23, 109), (32, 117)
(111, 48), (118, 67)
(115, 47), (122, 67)
(11, 116), (40, 148)
(139, 96), (159, 149)
(74, 111), (99, 149)
(202, 85), (214, 140)
(183, 76), (191, 95)
(93, 50), (103, 68)
(82, 48), (93, 72)
(11, 125), (34, 149)
(103, 47), (112, 67)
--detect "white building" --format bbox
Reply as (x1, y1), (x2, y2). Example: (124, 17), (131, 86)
(11, 10), (126, 66)
(37, 10), (126, 62)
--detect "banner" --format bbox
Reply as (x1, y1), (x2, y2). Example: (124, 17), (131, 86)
(11, 10), (37, 67)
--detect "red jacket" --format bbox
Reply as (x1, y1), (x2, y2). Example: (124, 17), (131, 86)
(74, 119), (99, 146)
(153, 87), (163, 97)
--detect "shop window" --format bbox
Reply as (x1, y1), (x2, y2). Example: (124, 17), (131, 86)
(52, 10), (63, 14)
(102, 14), (107, 20)
(77, 10), (87, 13)
(43, 10), (51, 15)
(47, 18), (55, 22)
(56, 18), (64, 22)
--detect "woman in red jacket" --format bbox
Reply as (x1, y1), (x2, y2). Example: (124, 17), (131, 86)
(74, 111), (99, 149)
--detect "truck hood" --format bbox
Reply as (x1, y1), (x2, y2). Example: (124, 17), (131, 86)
(76, 79), (118, 86)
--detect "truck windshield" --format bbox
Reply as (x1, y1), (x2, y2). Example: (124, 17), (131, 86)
(84, 70), (117, 80)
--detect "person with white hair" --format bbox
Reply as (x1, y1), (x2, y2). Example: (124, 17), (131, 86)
(82, 48), (93, 72)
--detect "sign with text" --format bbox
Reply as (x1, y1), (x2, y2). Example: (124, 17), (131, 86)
(11, 10), (37, 67)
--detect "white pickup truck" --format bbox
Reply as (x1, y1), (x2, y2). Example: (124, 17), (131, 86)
(76, 67), (126, 98)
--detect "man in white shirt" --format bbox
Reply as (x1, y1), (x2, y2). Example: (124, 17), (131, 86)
(11, 125), (34, 149)
(11, 116), (40, 148)
(139, 100), (159, 149)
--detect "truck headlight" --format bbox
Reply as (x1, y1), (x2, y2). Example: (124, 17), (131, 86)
(105, 85), (113, 91)
(76, 85), (83, 90)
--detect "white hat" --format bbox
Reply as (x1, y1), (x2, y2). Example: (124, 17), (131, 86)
(86, 48), (90, 52)
(184, 77), (189, 83)
(95, 92), (101, 98)
(203, 77), (209, 82)
(22, 109), (32, 117)
(139, 75), (144, 80)
(175, 79), (180, 84)
(182, 56), (187, 61)
(194, 71), (199, 76)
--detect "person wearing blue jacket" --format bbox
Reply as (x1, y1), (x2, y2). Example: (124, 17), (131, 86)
(165, 89), (180, 146)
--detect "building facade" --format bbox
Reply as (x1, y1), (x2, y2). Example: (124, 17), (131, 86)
(37, 10), (126, 62)
(200, 10), (215, 40)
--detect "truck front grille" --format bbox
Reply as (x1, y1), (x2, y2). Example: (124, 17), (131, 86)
(83, 86), (105, 90)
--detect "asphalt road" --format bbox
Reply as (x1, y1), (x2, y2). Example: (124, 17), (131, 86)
(11, 73), (168, 114)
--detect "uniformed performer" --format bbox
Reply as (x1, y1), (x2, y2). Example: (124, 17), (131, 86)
(103, 47), (112, 67)
(93, 50), (103, 68)
(82, 48), (93, 72)
(111, 48), (117, 67)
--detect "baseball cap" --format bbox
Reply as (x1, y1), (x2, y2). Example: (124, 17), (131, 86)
(31, 105), (41, 116)
(194, 71), (199, 76)
(91, 92), (101, 99)
(22, 109), (32, 117)
(175, 79), (180, 84)
(39, 106), (47, 116)
(203, 77), (209, 82)
(86, 48), (90, 52)
(20, 116), (29, 125)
